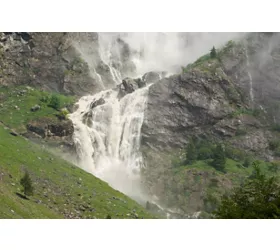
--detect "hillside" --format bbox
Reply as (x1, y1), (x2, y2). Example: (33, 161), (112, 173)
(1, 32), (280, 219)
(0, 84), (155, 219)
(0, 122), (156, 219)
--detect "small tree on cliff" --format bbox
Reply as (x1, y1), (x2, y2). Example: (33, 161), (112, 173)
(185, 138), (197, 164)
(20, 171), (34, 197)
(211, 144), (226, 172)
(210, 46), (217, 58)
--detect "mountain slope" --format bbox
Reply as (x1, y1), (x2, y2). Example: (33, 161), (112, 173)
(0, 123), (156, 219)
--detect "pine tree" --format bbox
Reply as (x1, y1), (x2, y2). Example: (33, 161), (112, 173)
(210, 46), (217, 58)
(211, 144), (226, 172)
(20, 171), (34, 197)
(185, 138), (197, 164)
(243, 158), (250, 168)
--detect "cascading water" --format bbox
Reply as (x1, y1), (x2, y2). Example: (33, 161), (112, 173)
(245, 47), (254, 103)
(69, 85), (151, 202)
(69, 32), (244, 205)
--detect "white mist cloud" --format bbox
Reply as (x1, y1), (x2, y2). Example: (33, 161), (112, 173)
(116, 32), (245, 74)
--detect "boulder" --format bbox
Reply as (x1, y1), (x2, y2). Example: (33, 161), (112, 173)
(30, 104), (41, 112)
(90, 98), (105, 109)
(120, 77), (138, 94)
(142, 71), (161, 84)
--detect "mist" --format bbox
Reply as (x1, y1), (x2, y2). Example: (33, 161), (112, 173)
(68, 32), (247, 208)
(97, 32), (245, 76)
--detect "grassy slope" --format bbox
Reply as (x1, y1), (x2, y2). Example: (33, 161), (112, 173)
(0, 85), (156, 219)
(0, 124), (156, 219)
(0, 85), (75, 133)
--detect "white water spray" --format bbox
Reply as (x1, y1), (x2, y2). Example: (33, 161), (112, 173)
(69, 32), (244, 203)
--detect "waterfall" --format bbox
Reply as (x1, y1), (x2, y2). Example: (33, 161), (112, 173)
(68, 32), (244, 203)
(69, 85), (150, 202)
(245, 47), (254, 102)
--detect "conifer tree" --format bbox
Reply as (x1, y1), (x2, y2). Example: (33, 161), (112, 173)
(210, 46), (217, 58)
(20, 171), (34, 197)
(211, 144), (226, 172)
(185, 138), (197, 164)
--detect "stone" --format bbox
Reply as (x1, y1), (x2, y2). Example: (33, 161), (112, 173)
(10, 130), (18, 136)
(142, 71), (161, 84)
(90, 98), (105, 109)
(30, 104), (41, 112)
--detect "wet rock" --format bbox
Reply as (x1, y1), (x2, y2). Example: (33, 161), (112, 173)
(142, 71), (161, 84)
(90, 98), (105, 109)
(121, 77), (138, 93)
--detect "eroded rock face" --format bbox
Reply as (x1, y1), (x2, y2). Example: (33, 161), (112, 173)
(0, 32), (96, 96)
(141, 71), (237, 151)
(26, 117), (74, 139)
(116, 77), (147, 98)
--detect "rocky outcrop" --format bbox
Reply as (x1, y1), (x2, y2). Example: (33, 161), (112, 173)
(116, 77), (146, 98)
(25, 117), (75, 153)
(141, 33), (280, 157)
(0, 32), (97, 96)
(141, 70), (240, 151)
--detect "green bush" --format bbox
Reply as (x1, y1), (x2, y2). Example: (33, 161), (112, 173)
(198, 146), (213, 160)
(268, 162), (280, 173)
(214, 163), (280, 218)
(20, 171), (34, 197)
(211, 144), (226, 172)
(269, 140), (280, 151)
(243, 158), (251, 168)
(48, 94), (61, 110)
(185, 138), (197, 164)
(57, 108), (69, 120)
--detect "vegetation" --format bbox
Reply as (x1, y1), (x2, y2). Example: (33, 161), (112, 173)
(48, 94), (61, 110)
(0, 124), (156, 219)
(0, 85), (76, 133)
(214, 163), (280, 219)
(210, 144), (226, 172)
(20, 171), (34, 197)
(210, 46), (217, 58)
(185, 138), (197, 164)
(57, 108), (70, 120)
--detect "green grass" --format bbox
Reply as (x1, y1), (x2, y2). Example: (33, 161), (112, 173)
(0, 124), (156, 219)
(0, 85), (76, 133)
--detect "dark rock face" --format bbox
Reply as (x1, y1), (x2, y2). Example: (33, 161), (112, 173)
(141, 33), (280, 158)
(142, 72), (236, 151)
(26, 117), (74, 138)
(142, 71), (166, 84)
(116, 77), (147, 98)
(0, 32), (96, 97)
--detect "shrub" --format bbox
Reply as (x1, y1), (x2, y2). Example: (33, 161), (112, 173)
(271, 124), (280, 132)
(20, 171), (34, 197)
(269, 140), (280, 151)
(57, 108), (69, 120)
(198, 146), (213, 160)
(211, 144), (226, 172)
(268, 162), (280, 173)
(185, 138), (197, 164)
(243, 158), (251, 168)
(214, 162), (280, 219)
(48, 94), (61, 110)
